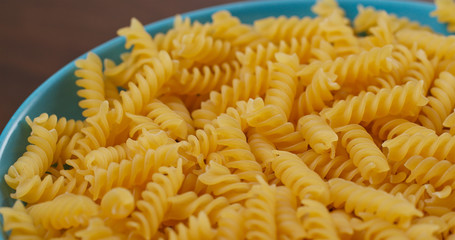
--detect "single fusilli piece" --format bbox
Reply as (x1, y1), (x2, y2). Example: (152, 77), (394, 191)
(275, 186), (306, 240)
(370, 116), (435, 141)
(272, 150), (330, 205)
(297, 114), (338, 158)
(298, 45), (394, 86)
(335, 124), (389, 184)
(297, 199), (339, 240)
(75, 217), (123, 240)
(127, 163), (184, 240)
(211, 10), (267, 48)
(169, 60), (240, 95)
(118, 51), (176, 115)
(264, 53), (300, 120)
(291, 69), (339, 121)
(404, 156), (455, 192)
(418, 71), (455, 134)
(244, 177), (277, 240)
(311, 0), (345, 18)
(254, 15), (323, 43)
(104, 18), (158, 87)
(145, 99), (190, 139)
(396, 29), (455, 61)
(173, 33), (234, 65)
(75, 52), (106, 118)
(319, 12), (359, 57)
(245, 98), (308, 153)
(431, 0), (455, 32)
(100, 187), (135, 220)
(5, 120), (58, 189)
(163, 212), (216, 240)
(28, 193), (99, 230)
(0, 201), (43, 239)
(383, 132), (455, 163)
(191, 66), (268, 128)
(321, 80), (428, 127)
(215, 204), (245, 240)
(299, 149), (365, 184)
(237, 38), (311, 71)
(198, 161), (250, 203)
(329, 178), (423, 226)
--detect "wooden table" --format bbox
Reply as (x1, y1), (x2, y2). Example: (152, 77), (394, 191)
(0, 0), (435, 133)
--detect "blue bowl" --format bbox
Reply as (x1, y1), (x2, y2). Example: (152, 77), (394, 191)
(0, 0), (446, 238)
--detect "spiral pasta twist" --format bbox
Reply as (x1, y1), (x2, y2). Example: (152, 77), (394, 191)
(335, 124), (389, 184)
(404, 156), (455, 192)
(319, 12), (359, 56)
(5, 121), (58, 189)
(370, 116), (435, 141)
(298, 114), (338, 157)
(104, 18), (159, 87)
(353, 218), (408, 240)
(145, 99), (189, 140)
(198, 161), (250, 203)
(0, 201), (43, 239)
(213, 112), (265, 182)
(245, 98), (308, 153)
(211, 10), (267, 48)
(180, 124), (218, 168)
(396, 29), (455, 61)
(298, 45), (394, 86)
(100, 187), (135, 220)
(75, 218), (122, 240)
(118, 51), (176, 115)
(297, 199), (339, 240)
(127, 163), (184, 240)
(215, 204), (245, 240)
(363, 13), (395, 48)
(308, 35), (337, 62)
(444, 110), (455, 135)
(329, 178), (423, 226)
(237, 38), (311, 71)
(170, 60), (240, 95)
(299, 149), (365, 184)
(292, 69), (339, 120)
(311, 0), (345, 18)
(374, 182), (428, 210)
(272, 150), (330, 205)
(322, 80), (428, 127)
(75, 52), (106, 118)
(264, 53), (300, 119)
(82, 144), (128, 170)
(353, 5), (429, 34)
(431, 0), (455, 32)
(254, 15), (323, 43)
(164, 212), (216, 240)
(418, 71), (455, 134)
(165, 192), (229, 225)
(383, 132), (455, 163)
(28, 193), (99, 230)
(192, 66), (268, 128)
(276, 186), (306, 240)
(244, 177), (276, 240)
(173, 33), (233, 65)
(71, 101), (112, 163)
(86, 143), (181, 200)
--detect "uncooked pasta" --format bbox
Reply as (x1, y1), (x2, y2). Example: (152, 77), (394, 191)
(2, 0), (455, 239)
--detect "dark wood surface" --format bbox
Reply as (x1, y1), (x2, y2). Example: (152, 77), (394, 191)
(0, 0), (434, 133)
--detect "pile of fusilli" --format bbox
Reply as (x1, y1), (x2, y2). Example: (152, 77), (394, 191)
(2, 0), (455, 239)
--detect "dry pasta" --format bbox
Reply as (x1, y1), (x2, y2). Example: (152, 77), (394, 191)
(3, 0), (455, 239)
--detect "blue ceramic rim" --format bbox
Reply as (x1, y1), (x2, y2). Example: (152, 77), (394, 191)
(0, 0), (438, 154)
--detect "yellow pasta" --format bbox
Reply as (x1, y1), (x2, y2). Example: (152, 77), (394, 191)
(4, 0), (455, 238)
